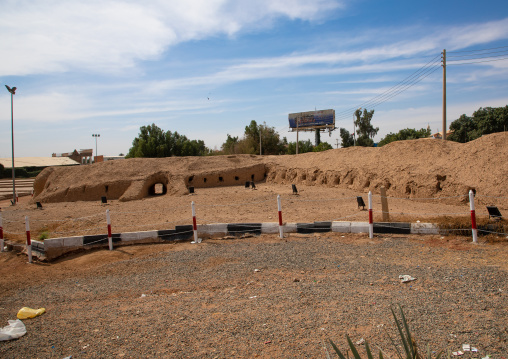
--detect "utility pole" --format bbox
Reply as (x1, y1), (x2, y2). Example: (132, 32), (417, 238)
(5, 85), (16, 206)
(442, 49), (447, 140)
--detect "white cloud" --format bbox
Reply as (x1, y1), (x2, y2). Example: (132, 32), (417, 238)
(8, 92), (92, 123)
(0, 0), (343, 76)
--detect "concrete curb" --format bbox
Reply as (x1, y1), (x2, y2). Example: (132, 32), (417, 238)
(3, 221), (440, 261)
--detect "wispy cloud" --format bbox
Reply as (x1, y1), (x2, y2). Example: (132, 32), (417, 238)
(0, 0), (343, 76)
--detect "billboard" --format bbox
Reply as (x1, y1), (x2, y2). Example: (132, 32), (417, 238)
(288, 109), (335, 130)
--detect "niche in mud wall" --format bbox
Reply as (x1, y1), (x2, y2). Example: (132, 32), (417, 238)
(184, 164), (267, 188)
(149, 182), (168, 196)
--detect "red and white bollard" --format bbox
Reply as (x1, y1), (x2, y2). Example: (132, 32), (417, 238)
(25, 216), (32, 263)
(16, 192), (19, 203)
(368, 191), (373, 239)
(277, 195), (283, 239)
(469, 190), (478, 244)
(191, 201), (200, 243)
(0, 208), (4, 252)
(106, 209), (113, 250)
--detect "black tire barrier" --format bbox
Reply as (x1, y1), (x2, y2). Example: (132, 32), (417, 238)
(373, 222), (411, 234)
(83, 233), (121, 245)
(297, 222), (332, 234)
(158, 226), (194, 241)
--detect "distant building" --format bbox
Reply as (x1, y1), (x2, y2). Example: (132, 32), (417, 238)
(0, 157), (79, 169)
(52, 149), (93, 164)
(429, 130), (454, 139)
(93, 155), (125, 163)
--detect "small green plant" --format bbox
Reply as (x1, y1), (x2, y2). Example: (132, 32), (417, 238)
(38, 231), (50, 240)
(328, 305), (444, 359)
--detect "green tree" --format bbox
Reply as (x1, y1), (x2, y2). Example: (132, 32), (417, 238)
(339, 128), (354, 148)
(221, 134), (239, 154)
(354, 108), (378, 146)
(126, 123), (209, 158)
(378, 127), (431, 146)
(313, 142), (333, 152)
(286, 139), (314, 154)
(448, 106), (508, 143)
(220, 120), (286, 155)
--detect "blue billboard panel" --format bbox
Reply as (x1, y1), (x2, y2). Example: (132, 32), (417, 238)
(288, 109), (335, 129)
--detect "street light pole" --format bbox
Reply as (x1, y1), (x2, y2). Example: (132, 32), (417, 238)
(5, 85), (16, 205)
(92, 134), (100, 162)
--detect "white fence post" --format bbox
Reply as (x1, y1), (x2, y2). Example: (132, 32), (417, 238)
(191, 201), (200, 243)
(106, 209), (113, 250)
(469, 190), (478, 244)
(25, 216), (32, 263)
(277, 195), (283, 239)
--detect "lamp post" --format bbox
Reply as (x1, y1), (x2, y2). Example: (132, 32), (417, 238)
(5, 85), (16, 205)
(92, 134), (100, 162)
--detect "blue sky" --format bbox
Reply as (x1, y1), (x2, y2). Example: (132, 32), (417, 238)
(1, 0), (508, 157)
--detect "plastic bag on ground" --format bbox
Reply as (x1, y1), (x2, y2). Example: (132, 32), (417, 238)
(0, 319), (27, 341)
(17, 307), (46, 319)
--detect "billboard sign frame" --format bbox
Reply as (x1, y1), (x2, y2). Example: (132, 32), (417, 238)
(288, 109), (335, 132)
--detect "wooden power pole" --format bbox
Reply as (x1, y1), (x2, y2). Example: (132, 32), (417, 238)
(442, 49), (446, 140)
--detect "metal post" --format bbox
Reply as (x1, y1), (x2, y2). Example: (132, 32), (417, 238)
(296, 118), (299, 155)
(10, 91), (16, 205)
(92, 134), (100, 162)
(442, 49), (447, 141)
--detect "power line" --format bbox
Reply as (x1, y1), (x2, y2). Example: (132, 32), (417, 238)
(448, 52), (508, 62)
(334, 55), (442, 122)
(447, 45), (508, 54)
(447, 49), (508, 59)
(447, 56), (508, 66)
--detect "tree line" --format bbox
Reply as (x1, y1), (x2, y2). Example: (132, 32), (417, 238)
(125, 105), (507, 158)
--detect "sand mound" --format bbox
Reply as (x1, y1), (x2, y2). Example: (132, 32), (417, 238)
(33, 132), (508, 204)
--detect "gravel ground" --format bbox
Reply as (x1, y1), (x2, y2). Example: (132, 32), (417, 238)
(0, 232), (507, 358)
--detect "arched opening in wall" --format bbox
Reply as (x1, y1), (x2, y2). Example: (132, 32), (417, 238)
(251, 174), (255, 180)
(188, 176), (194, 183)
(234, 176), (239, 181)
(149, 183), (167, 196)
(105, 185), (109, 193)
(219, 176), (224, 182)
(203, 178), (207, 183)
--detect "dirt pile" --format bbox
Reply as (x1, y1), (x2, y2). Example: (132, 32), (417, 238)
(33, 132), (508, 204)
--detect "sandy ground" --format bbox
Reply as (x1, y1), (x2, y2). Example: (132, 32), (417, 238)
(0, 134), (507, 357)
(0, 232), (507, 358)
(2, 183), (506, 243)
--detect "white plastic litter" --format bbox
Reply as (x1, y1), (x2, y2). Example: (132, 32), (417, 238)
(462, 344), (470, 351)
(0, 319), (27, 341)
(399, 275), (417, 283)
